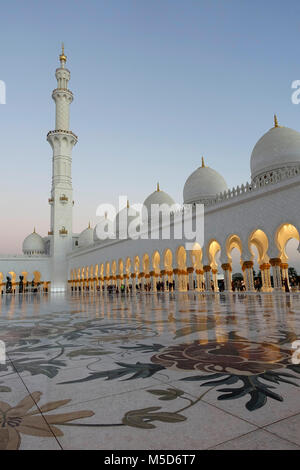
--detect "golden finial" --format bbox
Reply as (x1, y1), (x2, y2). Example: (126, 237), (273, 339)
(33, 227), (36, 233)
(274, 114), (279, 128)
(201, 156), (205, 168)
(127, 200), (130, 209)
(59, 42), (67, 64)
(157, 182), (160, 192)
(88, 221), (91, 229)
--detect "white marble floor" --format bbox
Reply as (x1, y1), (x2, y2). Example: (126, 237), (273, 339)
(0, 291), (299, 450)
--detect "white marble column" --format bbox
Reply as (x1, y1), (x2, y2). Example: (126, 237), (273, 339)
(221, 263), (232, 292)
(270, 258), (283, 290)
(242, 261), (255, 292)
(203, 266), (212, 292)
(187, 267), (194, 291)
(212, 269), (219, 292)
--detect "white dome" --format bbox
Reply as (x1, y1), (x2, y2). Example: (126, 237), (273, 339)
(78, 224), (94, 248)
(23, 230), (45, 255)
(251, 121), (300, 180)
(143, 185), (175, 215)
(183, 160), (228, 204)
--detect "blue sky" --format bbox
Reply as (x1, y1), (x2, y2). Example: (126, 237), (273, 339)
(0, 0), (300, 267)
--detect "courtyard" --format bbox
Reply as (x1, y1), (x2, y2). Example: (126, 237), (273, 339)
(0, 291), (299, 450)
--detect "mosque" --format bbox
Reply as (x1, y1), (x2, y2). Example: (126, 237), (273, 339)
(1, 47), (300, 294)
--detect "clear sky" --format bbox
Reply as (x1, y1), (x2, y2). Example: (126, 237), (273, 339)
(0, 0), (300, 268)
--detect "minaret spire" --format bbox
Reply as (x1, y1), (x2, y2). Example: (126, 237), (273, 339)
(59, 43), (67, 68)
(47, 47), (77, 291)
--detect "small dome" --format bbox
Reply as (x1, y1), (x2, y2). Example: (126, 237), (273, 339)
(78, 223), (94, 248)
(143, 184), (175, 216)
(23, 229), (45, 255)
(183, 158), (228, 204)
(251, 117), (300, 181)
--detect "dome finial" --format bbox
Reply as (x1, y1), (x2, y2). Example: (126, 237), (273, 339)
(33, 226), (36, 233)
(157, 182), (160, 192)
(201, 156), (205, 168)
(59, 42), (67, 66)
(274, 114), (279, 128)
(88, 221), (91, 229)
(127, 200), (129, 209)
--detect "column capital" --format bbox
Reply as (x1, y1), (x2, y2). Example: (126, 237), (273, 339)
(196, 269), (204, 275)
(221, 263), (232, 271)
(269, 258), (282, 267)
(260, 263), (271, 270)
(242, 261), (254, 270)
(203, 265), (211, 272)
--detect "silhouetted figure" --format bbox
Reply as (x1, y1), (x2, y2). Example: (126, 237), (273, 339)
(19, 275), (24, 294)
(6, 277), (12, 294)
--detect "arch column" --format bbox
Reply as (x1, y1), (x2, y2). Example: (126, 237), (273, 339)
(187, 267), (194, 291)
(260, 263), (272, 292)
(131, 273), (136, 293)
(281, 263), (290, 289)
(149, 271), (156, 292)
(173, 269), (179, 291)
(166, 270), (173, 290)
(203, 266), (212, 292)
(139, 272), (145, 291)
(212, 269), (219, 292)
(242, 261), (255, 292)
(195, 269), (204, 291)
(161, 270), (166, 290)
(270, 258), (283, 290)
(182, 270), (188, 291)
(125, 274), (129, 290)
(178, 270), (183, 291)
(221, 263), (232, 292)
(145, 273), (150, 290)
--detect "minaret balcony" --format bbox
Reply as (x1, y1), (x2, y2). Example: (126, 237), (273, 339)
(60, 195), (69, 204)
(47, 129), (78, 140)
(59, 227), (68, 236)
(53, 87), (73, 95)
(52, 88), (73, 102)
(48, 198), (54, 204)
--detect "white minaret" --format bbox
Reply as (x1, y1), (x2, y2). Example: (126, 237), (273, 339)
(47, 44), (77, 291)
